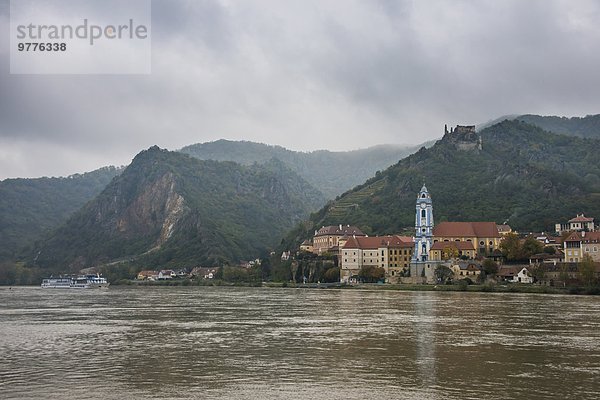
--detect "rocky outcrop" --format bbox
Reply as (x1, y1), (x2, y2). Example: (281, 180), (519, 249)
(31, 146), (324, 269)
(114, 172), (187, 242)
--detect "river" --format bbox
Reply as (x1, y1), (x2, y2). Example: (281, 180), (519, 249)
(0, 286), (599, 399)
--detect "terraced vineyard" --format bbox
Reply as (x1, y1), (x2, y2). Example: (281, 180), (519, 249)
(327, 179), (386, 219)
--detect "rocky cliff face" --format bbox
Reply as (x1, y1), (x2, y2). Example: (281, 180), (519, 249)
(31, 146), (325, 270)
(110, 171), (187, 246)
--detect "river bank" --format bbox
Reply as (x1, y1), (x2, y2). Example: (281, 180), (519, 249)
(273, 281), (600, 295)
(104, 278), (600, 295)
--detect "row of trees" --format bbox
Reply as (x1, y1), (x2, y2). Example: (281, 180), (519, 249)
(0, 262), (46, 285)
(499, 233), (544, 262)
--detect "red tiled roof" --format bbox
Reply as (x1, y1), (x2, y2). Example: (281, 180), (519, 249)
(569, 215), (594, 223)
(315, 225), (366, 237)
(497, 266), (521, 276)
(433, 222), (499, 238)
(431, 241), (475, 251)
(452, 261), (481, 270)
(343, 235), (413, 250)
(497, 224), (511, 232)
(581, 231), (600, 243)
(565, 231), (583, 242)
(465, 263), (481, 271)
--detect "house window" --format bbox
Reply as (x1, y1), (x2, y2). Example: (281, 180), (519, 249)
(421, 210), (426, 218)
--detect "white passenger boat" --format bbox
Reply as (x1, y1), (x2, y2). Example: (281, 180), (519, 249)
(41, 274), (110, 289)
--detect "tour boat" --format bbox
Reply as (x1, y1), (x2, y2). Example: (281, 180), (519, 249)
(41, 274), (110, 289)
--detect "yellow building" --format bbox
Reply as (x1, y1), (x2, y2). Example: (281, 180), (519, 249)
(312, 225), (365, 255)
(340, 235), (413, 283)
(137, 270), (158, 280)
(299, 240), (313, 253)
(430, 241), (476, 261)
(565, 231), (600, 262)
(449, 261), (482, 280)
(432, 222), (500, 256)
(496, 224), (513, 236)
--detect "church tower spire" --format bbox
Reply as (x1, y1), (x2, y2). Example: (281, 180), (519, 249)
(413, 184), (434, 262)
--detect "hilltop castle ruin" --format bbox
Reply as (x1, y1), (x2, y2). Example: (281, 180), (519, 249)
(443, 124), (482, 151)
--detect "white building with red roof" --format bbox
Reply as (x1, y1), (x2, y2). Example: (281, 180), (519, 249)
(555, 214), (595, 235)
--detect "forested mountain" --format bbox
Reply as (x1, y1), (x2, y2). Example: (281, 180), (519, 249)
(515, 114), (600, 139)
(281, 120), (600, 250)
(0, 167), (122, 260)
(180, 140), (432, 199)
(29, 147), (324, 271)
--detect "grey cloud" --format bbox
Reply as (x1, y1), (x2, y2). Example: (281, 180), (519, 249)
(1, 0), (600, 179)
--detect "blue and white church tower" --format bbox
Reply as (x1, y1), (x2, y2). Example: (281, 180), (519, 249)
(413, 184), (434, 262)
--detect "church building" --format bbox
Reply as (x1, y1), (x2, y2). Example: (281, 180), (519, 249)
(410, 184), (437, 282)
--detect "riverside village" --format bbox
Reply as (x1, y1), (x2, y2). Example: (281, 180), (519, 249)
(297, 183), (600, 288)
(134, 178), (599, 290)
(132, 126), (600, 291)
(281, 125), (600, 290)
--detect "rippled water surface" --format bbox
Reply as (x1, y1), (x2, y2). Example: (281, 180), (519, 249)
(1, 286), (599, 399)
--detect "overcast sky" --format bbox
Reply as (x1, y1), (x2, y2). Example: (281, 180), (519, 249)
(1, 0), (599, 179)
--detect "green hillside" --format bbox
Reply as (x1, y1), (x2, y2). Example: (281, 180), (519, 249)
(180, 140), (433, 199)
(515, 114), (600, 139)
(28, 147), (324, 271)
(281, 120), (600, 249)
(0, 167), (122, 260)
